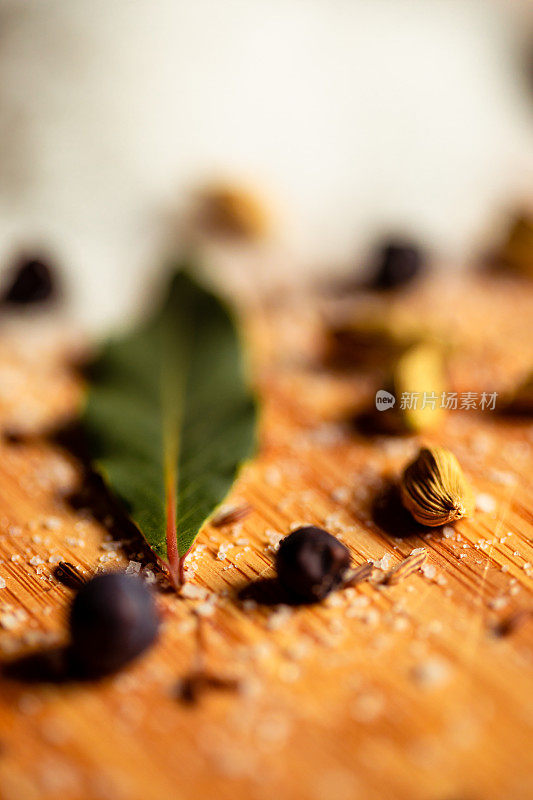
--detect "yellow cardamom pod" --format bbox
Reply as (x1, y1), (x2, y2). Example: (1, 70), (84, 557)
(400, 445), (474, 527)
(393, 343), (446, 432)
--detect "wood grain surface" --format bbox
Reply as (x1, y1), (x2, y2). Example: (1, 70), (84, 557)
(0, 274), (532, 800)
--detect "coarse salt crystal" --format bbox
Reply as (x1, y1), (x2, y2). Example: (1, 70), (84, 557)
(488, 470), (516, 487)
(374, 553), (391, 571)
(361, 608), (379, 626)
(488, 596), (508, 611)
(331, 486), (351, 504)
(411, 657), (451, 689)
(0, 577), (6, 589)
(266, 605), (292, 631)
(264, 466), (281, 486)
(350, 691), (385, 722)
(180, 583), (209, 601)
(265, 529), (283, 550)
(0, 608), (27, 629)
(421, 564), (437, 580)
(125, 561), (141, 575)
(101, 541), (121, 552)
(195, 600), (216, 617)
(475, 493), (496, 514)
(325, 593), (344, 608)
(42, 517), (61, 531)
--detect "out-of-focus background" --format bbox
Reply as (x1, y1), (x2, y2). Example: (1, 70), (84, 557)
(0, 0), (532, 327)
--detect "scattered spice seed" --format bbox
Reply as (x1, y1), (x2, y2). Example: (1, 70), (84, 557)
(211, 503), (252, 528)
(2, 256), (56, 305)
(176, 671), (241, 705)
(492, 609), (533, 638)
(382, 550), (427, 586)
(275, 527), (351, 604)
(53, 562), (87, 590)
(69, 573), (159, 678)
(368, 239), (425, 290)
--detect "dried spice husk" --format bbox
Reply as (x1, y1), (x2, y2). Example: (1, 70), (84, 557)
(497, 214), (533, 277)
(382, 549), (427, 585)
(393, 343), (446, 432)
(400, 446), (474, 527)
(211, 503), (252, 528)
(342, 561), (373, 587)
(53, 561), (87, 590)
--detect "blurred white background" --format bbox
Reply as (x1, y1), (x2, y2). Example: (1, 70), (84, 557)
(0, 0), (532, 328)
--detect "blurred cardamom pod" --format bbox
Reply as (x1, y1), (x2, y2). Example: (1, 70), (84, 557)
(393, 343), (446, 432)
(197, 182), (271, 240)
(497, 214), (533, 277)
(328, 314), (423, 367)
(502, 370), (533, 415)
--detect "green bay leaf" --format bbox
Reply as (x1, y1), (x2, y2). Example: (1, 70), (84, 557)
(82, 268), (257, 585)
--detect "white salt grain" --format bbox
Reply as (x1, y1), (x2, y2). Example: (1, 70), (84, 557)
(475, 493), (496, 514)
(374, 553), (391, 571)
(42, 517), (61, 531)
(421, 563), (437, 580)
(488, 470), (516, 487)
(180, 582), (209, 601)
(266, 605), (292, 631)
(331, 486), (351, 504)
(411, 657), (451, 689)
(195, 600), (216, 617)
(350, 691), (385, 722)
(488, 596), (508, 611)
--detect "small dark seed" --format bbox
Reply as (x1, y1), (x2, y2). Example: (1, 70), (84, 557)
(369, 240), (424, 290)
(492, 609), (532, 638)
(2, 256), (56, 305)
(69, 573), (159, 678)
(53, 561), (87, 590)
(176, 671), (241, 705)
(275, 526), (351, 603)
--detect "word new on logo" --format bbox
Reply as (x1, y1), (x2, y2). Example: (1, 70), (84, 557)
(375, 390), (396, 410)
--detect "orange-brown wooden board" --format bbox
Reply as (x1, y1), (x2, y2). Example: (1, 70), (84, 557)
(0, 275), (531, 800)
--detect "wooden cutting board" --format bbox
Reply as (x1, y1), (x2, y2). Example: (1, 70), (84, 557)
(0, 274), (531, 800)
